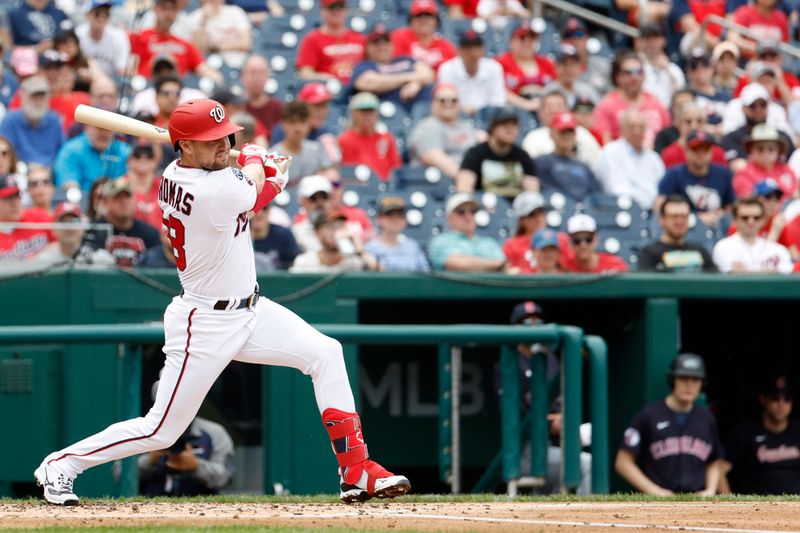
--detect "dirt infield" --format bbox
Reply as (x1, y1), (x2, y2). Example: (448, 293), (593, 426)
(2, 500), (800, 532)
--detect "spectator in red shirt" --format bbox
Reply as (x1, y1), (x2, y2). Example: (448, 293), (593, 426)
(494, 21), (557, 113)
(443, 0), (479, 18)
(0, 175), (54, 261)
(296, 0), (366, 83)
(502, 191), (572, 273)
(730, 0), (789, 57)
(241, 54), (283, 135)
(125, 143), (163, 230)
(560, 214), (628, 273)
(661, 103), (728, 169)
(732, 40), (800, 106)
(733, 124), (798, 198)
(338, 92), (402, 180)
(672, 0), (729, 50)
(593, 50), (670, 148)
(129, 0), (222, 83)
(391, 0), (457, 72)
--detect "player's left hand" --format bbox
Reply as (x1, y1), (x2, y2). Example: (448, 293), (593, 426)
(264, 153), (292, 191)
(237, 143), (270, 168)
(165, 443), (198, 471)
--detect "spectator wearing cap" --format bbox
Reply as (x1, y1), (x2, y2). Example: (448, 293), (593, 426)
(712, 197), (792, 273)
(727, 66), (794, 138)
(733, 40), (800, 106)
(457, 107), (538, 199)
(721, 83), (794, 170)
(391, 0), (457, 73)
(33, 201), (114, 267)
(653, 89), (697, 155)
(8, 0), (68, 49)
(656, 129), (734, 226)
(541, 44), (602, 110)
(561, 17), (610, 95)
(249, 203), (300, 272)
(351, 23), (435, 112)
(573, 96), (603, 146)
(730, 0), (789, 58)
(25, 163), (54, 214)
(671, 0), (728, 51)
(660, 103), (728, 169)
(595, 110), (665, 209)
(130, 0), (223, 84)
(684, 50), (726, 132)
(271, 101), (337, 184)
(733, 124), (797, 199)
(438, 30), (506, 115)
(720, 375), (800, 495)
(726, 179), (798, 256)
(240, 55), (283, 136)
(638, 194), (717, 272)
(0, 75), (65, 167)
(522, 91), (601, 168)
(407, 83), (481, 179)
(76, 0), (130, 78)
(0, 175), (54, 260)
(637, 24), (686, 109)
(443, 0), (478, 18)
(594, 50), (670, 148)
(476, 0), (529, 29)
(185, 0), (251, 67)
(494, 21), (556, 114)
(534, 112), (602, 202)
(292, 174), (334, 252)
(296, 0), (366, 83)
(338, 92), (402, 180)
(428, 193), (508, 272)
(269, 83), (341, 164)
(560, 214), (628, 273)
(364, 196), (429, 272)
(27, 50), (91, 133)
(83, 177), (160, 266)
(502, 191), (572, 273)
(128, 56), (205, 119)
(54, 124), (131, 193)
(528, 229), (563, 273)
(712, 42), (740, 97)
(290, 210), (376, 273)
(124, 143), (162, 230)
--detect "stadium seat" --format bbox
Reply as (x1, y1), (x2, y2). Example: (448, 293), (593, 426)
(273, 188), (300, 219)
(394, 166), (454, 200)
(340, 164), (391, 197)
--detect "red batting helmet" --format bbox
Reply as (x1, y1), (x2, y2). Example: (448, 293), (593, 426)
(168, 98), (243, 151)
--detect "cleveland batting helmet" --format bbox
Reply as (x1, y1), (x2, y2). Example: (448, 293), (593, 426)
(668, 353), (706, 388)
(168, 99), (242, 151)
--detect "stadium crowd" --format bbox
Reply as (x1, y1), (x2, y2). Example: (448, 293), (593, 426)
(4, 0), (800, 274)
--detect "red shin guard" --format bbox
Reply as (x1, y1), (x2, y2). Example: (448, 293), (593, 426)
(322, 408), (369, 485)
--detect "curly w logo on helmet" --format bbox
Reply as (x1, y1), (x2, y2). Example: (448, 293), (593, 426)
(209, 105), (225, 124)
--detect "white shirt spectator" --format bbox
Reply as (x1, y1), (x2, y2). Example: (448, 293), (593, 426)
(437, 57), (506, 112)
(522, 125), (601, 168)
(721, 97), (792, 136)
(712, 233), (793, 273)
(476, 0), (528, 29)
(642, 58), (686, 109)
(76, 23), (131, 77)
(594, 138), (664, 209)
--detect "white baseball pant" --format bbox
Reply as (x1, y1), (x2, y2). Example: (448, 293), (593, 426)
(44, 295), (356, 478)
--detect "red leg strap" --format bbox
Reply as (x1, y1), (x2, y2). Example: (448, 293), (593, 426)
(322, 408), (370, 484)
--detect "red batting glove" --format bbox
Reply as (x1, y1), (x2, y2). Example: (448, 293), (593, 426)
(237, 143), (269, 168)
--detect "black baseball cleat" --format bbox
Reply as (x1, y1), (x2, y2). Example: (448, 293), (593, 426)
(34, 463), (79, 506)
(339, 460), (411, 504)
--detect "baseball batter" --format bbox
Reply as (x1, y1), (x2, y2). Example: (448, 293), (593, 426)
(33, 99), (410, 505)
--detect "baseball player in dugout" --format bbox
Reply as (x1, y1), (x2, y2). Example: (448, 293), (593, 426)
(615, 353), (724, 495)
(33, 98), (410, 505)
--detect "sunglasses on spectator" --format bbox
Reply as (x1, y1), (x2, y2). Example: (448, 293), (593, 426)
(748, 101), (768, 109)
(132, 150), (155, 159)
(309, 192), (330, 202)
(622, 67), (643, 76)
(570, 235), (594, 245)
(764, 192), (783, 201)
(454, 207), (478, 215)
(158, 89), (180, 97)
(436, 97), (458, 105)
(738, 214), (763, 222)
(28, 179), (52, 187)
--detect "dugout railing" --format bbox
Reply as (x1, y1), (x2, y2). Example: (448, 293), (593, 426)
(0, 323), (608, 497)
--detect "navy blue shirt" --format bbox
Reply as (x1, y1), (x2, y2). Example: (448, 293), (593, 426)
(350, 57), (432, 111)
(658, 163), (735, 212)
(534, 153), (601, 202)
(253, 224), (300, 271)
(139, 245), (175, 268)
(9, 1), (69, 45)
(724, 418), (800, 495)
(621, 400), (723, 493)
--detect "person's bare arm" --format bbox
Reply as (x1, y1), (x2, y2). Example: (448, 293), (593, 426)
(195, 62), (223, 85)
(447, 4), (465, 18)
(615, 449), (674, 495)
(698, 459), (722, 496)
(523, 175), (540, 192)
(455, 168), (477, 193)
(506, 89), (539, 113)
(420, 148), (461, 178)
(727, 32), (757, 57)
(413, 61), (435, 85)
(354, 70), (419, 93)
(717, 459), (733, 494)
(444, 255), (506, 272)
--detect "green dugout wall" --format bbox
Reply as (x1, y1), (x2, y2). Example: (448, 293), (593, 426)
(1, 269), (798, 496)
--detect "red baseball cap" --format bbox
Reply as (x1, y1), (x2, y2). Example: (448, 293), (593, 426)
(551, 112), (578, 132)
(367, 23), (390, 43)
(410, 0), (438, 16)
(322, 0), (346, 7)
(53, 202), (83, 220)
(511, 21), (539, 39)
(0, 175), (20, 199)
(297, 82), (332, 104)
(686, 129), (715, 149)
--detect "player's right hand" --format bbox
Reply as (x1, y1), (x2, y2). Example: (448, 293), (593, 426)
(264, 153), (292, 192)
(237, 143), (270, 168)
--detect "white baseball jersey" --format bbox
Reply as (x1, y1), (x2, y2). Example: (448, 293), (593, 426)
(159, 161), (258, 298)
(712, 234), (793, 274)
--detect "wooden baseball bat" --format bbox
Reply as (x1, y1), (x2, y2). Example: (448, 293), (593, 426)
(73, 104), (241, 159)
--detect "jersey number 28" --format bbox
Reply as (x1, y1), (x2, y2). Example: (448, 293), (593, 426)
(163, 215), (187, 270)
